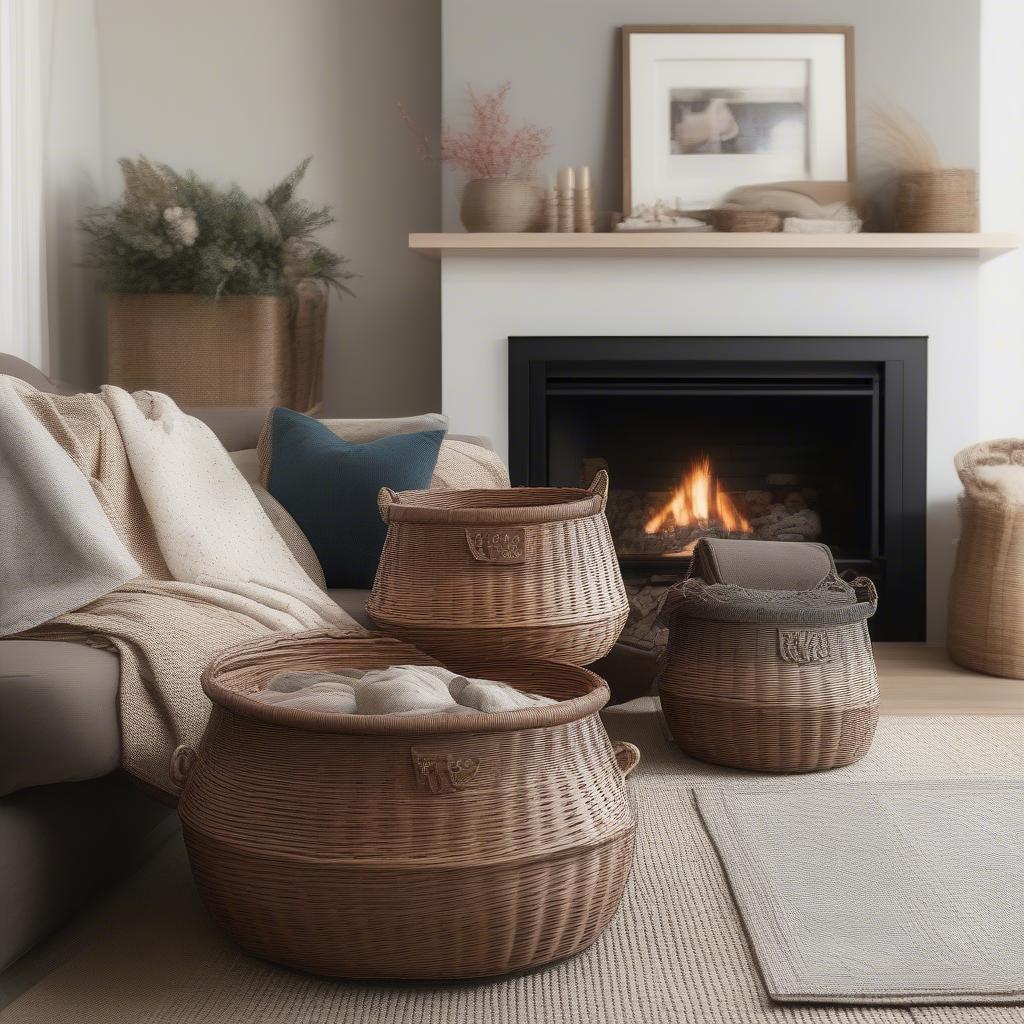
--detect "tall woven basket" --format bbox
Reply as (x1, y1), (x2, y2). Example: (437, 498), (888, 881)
(658, 539), (880, 773)
(947, 439), (1024, 678)
(106, 282), (325, 412)
(176, 631), (639, 980)
(367, 471), (629, 665)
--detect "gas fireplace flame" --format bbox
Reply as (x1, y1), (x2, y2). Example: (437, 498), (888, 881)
(644, 456), (752, 536)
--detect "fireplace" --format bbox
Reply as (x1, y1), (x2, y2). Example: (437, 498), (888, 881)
(509, 337), (926, 640)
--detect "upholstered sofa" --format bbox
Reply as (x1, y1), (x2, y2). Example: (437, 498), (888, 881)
(0, 354), (483, 974)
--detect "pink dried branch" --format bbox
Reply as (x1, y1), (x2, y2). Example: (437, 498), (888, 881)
(399, 82), (551, 180)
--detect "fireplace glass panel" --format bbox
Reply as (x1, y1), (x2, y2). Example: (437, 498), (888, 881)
(548, 392), (874, 567)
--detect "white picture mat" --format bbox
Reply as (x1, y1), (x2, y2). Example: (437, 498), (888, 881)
(628, 32), (849, 211)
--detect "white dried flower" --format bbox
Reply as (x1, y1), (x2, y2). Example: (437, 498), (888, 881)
(163, 206), (199, 247)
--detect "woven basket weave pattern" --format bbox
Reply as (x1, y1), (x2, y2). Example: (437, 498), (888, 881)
(660, 615), (879, 773)
(106, 285), (325, 411)
(178, 632), (637, 979)
(367, 475), (629, 665)
(948, 498), (1024, 678)
(894, 169), (979, 232)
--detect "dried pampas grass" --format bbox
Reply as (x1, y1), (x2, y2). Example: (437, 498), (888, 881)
(862, 102), (942, 174)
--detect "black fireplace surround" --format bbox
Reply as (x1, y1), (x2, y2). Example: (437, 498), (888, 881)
(508, 337), (927, 640)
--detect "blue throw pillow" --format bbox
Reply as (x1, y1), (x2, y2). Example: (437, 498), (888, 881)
(264, 408), (445, 588)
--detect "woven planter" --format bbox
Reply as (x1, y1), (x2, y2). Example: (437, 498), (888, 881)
(460, 177), (544, 232)
(710, 208), (782, 232)
(367, 471), (629, 665)
(106, 282), (326, 411)
(948, 497), (1024, 678)
(658, 540), (880, 773)
(894, 169), (979, 232)
(177, 631), (639, 980)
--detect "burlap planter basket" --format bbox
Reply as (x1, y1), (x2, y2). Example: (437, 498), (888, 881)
(177, 631), (639, 980)
(948, 439), (1024, 678)
(106, 282), (326, 412)
(459, 177), (544, 232)
(658, 539), (880, 773)
(367, 471), (629, 665)
(894, 169), (979, 232)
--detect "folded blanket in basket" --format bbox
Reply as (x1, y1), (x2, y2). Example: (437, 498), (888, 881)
(253, 664), (556, 715)
(1, 376), (358, 795)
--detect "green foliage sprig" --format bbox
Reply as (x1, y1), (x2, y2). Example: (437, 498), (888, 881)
(80, 157), (355, 299)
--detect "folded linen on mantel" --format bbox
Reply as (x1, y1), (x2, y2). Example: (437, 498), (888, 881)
(4, 377), (359, 794)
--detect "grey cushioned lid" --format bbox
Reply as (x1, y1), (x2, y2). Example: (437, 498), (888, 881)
(689, 538), (835, 591)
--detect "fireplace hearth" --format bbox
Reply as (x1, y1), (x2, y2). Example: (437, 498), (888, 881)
(509, 337), (927, 640)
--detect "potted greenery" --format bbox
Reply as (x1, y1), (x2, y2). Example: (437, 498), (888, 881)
(80, 157), (353, 411)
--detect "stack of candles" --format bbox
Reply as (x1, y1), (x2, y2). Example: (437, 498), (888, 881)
(551, 166), (594, 233)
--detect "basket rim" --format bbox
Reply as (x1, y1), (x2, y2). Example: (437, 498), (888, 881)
(200, 628), (610, 734)
(382, 486), (605, 525)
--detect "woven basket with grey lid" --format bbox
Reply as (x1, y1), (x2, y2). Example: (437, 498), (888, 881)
(658, 538), (879, 773)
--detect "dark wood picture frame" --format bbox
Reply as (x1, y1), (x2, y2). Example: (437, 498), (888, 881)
(621, 25), (856, 216)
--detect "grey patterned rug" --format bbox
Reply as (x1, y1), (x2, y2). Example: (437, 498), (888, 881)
(1, 707), (1022, 1024)
(696, 782), (1024, 1004)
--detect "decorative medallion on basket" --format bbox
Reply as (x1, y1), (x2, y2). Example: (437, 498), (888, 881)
(368, 471), (629, 664)
(658, 538), (880, 773)
(778, 628), (833, 665)
(177, 631), (637, 980)
(411, 749), (483, 794)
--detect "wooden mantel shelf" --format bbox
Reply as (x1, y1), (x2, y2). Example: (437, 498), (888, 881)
(410, 232), (1019, 260)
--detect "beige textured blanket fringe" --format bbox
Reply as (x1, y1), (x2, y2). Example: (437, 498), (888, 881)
(11, 380), (358, 795)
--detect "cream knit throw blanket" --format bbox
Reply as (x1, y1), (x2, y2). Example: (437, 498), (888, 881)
(6, 378), (357, 795)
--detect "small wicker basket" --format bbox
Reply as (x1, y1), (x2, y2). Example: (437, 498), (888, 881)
(367, 471), (629, 665)
(710, 208), (782, 232)
(894, 169), (979, 232)
(658, 539), (880, 773)
(177, 631), (638, 979)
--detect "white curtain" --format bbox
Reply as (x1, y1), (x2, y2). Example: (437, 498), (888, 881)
(0, 0), (48, 369)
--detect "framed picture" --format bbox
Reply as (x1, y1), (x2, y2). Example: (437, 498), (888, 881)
(622, 25), (854, 214)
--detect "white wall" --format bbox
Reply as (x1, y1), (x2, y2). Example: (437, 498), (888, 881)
(440, 255), (980, 644)
(94, 0), (441, 415)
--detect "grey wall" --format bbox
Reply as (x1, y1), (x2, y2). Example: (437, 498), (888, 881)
(95, 0), (441, 416)
(442, 0), (980, 229)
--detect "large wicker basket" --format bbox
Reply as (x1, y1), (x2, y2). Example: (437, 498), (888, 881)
(947, 440), (1024, 677)
(106, 282), (325, 412)
(367, 471), (629, 665)
(177, 631), (639, 980)
(658, 539), (880, 773)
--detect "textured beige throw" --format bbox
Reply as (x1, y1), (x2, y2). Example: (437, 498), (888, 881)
(8, 379), (357, 794)
(1, 712), (1021, 1024)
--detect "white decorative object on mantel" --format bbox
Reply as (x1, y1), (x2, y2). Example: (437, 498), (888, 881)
(616, 198), (711, 232)
(783, 218), (862, 234)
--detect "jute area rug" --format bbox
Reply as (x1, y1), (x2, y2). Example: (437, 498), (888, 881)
(2, 707), (1022, 1024)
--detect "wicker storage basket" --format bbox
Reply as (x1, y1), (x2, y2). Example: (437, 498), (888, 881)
(894, 169), (979, 232)
(177, 631), (639, 980)
(106, 282), (326, 412)
(947, 440), (1024, 677)
(658, 539), (880, 773)
(367, 471), (629, 665)
(710, 208), (782, 232)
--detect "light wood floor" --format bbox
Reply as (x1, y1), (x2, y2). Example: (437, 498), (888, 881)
(875, 643), (1024, 714)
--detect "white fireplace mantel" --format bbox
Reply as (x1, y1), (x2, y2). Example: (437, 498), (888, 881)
(428, 240), (1003, 644)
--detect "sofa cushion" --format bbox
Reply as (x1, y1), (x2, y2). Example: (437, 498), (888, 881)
(0, 641), (120, 797)
(263, 409), (444, 588)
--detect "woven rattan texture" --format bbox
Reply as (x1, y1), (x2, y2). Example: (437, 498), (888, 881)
(948, 498), (1024, 678)
(106, 285), (325, 412)
(367, 473), (629, 665)
(659, 617), (880, 773)
(894, 169), (979, 232)
(178, 631), (637, 979)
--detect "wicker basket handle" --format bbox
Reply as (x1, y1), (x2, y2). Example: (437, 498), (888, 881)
(587, 469), (610, 512)
(612, 740), (641, 779)
(377, 487), (398, 523)
(170, 744), (197, 789)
